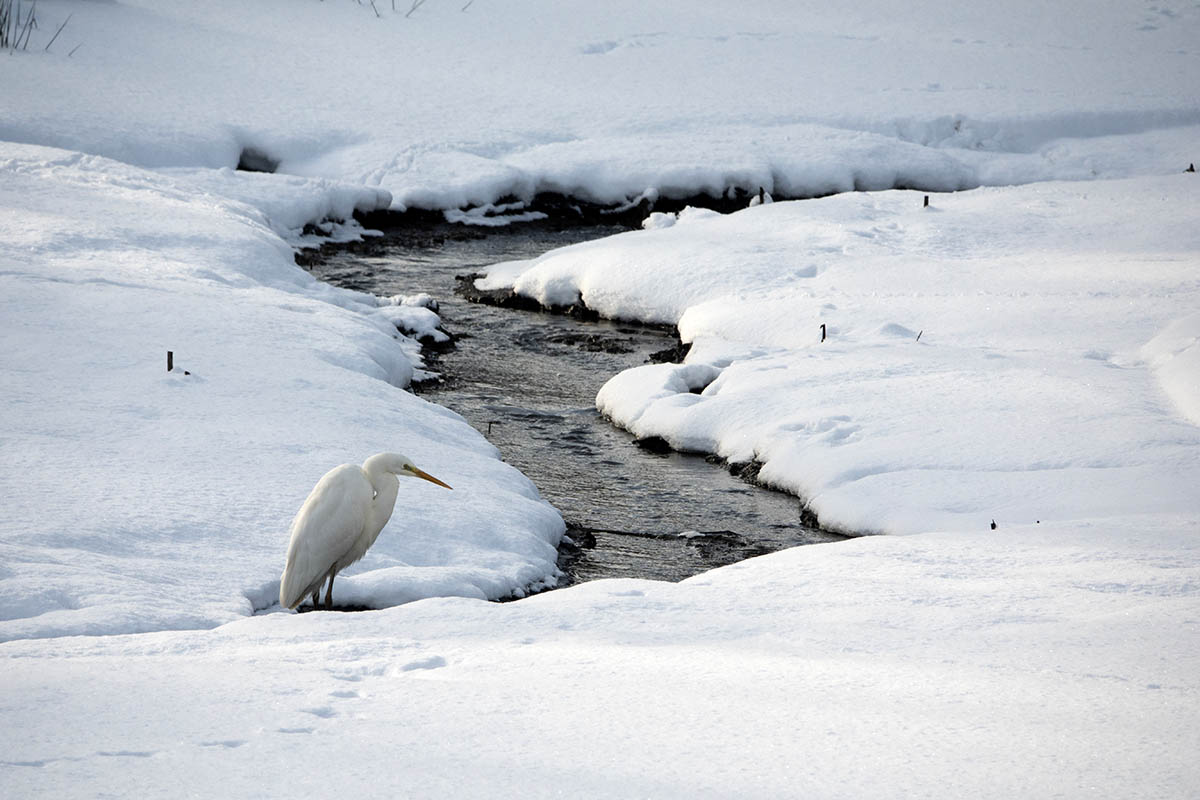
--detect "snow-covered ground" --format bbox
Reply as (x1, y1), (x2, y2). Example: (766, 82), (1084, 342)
(2, 1), (1199, 796)
(5, 519), (1198, 798)
(4, 0), (1199, 206)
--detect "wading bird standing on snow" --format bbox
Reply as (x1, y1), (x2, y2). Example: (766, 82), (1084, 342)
(280, 452), (452, 610)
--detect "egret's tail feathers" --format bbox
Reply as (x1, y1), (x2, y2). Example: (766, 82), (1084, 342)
(279, 566), (306, 610)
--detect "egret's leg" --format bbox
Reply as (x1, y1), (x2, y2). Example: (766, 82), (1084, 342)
(310, 589), (320, 608)
(323, 571), (336, 609)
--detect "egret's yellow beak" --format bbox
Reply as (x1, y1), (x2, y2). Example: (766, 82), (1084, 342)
(407, 465), (452, 490)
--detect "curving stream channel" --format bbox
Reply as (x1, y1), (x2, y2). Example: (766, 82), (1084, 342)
(303, 220), (844, 588)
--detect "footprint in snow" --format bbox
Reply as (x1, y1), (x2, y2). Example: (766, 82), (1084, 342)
(788, 264), (818, 279)
(399, 655), (447, 672)
(580, 40), (618, 55)
(326, 662), (388, 682)
(201, 740), (246, 749)
(300, 706), (337, 718)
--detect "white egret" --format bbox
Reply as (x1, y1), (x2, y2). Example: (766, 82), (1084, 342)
(280, 452), (452, 610)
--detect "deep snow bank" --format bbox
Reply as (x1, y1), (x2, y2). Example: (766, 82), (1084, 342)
(2, 0), (1197, 210)
(481, 177), (1200, 535)
(0, 144), (564, 641)
(1142, 311), (1200, 427)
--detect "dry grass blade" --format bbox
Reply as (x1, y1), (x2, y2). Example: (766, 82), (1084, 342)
(44, 10), (68, 52)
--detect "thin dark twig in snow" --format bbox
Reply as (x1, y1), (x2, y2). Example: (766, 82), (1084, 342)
(8, 0), (22, 49)
(67, 41), (81, 57)
(44, 11), (69, 52)
(406, 0), (426, 18)
(462, 0), (476, 10)
(17, 1), (37, 51)
(369, 0), (380, 17)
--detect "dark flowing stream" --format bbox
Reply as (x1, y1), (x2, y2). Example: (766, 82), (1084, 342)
(303, 220), (844, 587)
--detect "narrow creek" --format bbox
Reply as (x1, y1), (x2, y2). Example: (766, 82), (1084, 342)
(302, 219), (845, 587)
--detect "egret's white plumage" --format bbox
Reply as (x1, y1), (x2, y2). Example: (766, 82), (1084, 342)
(280, 452), (452, 610)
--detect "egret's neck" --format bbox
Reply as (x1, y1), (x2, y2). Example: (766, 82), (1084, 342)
(366, 472), (401, 544)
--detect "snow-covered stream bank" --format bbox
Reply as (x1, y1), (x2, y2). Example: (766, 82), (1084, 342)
(303, 222), (845, 584)
(0, 146), (568, 638)
(478, 178), (1200, 536)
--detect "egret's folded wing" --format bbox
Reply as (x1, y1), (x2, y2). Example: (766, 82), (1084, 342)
(280, 465), (371, 608)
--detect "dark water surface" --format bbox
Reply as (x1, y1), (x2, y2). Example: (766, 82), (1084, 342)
(305, 222), (844, 586)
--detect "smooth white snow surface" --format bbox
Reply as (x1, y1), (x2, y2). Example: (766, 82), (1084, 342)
(2, 0), (1200, 796)
(4, 519), (1198, 797)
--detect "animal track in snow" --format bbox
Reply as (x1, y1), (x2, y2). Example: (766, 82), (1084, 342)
(398, 655), (447, 672)
(579, 40), (619, 55)
(300, 706), (338, 718)
(326, 661), (389, 682)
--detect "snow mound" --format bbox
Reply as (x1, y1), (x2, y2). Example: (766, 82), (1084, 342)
(641, 211), (677, 230)
(597, 362), (723, 451)
(372, 304), (449, 344)
(1142, 311), (1200, 426)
